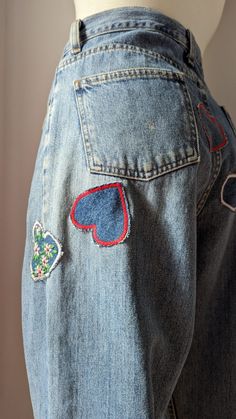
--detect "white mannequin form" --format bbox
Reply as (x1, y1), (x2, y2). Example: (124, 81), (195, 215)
(73, 0), (226, 56)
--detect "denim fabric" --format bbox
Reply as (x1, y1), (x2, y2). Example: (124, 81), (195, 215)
(70, 182), (131, 246)
(21, 6), (236, 419)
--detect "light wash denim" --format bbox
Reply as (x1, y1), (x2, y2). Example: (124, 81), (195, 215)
(21, 6), (236, 419)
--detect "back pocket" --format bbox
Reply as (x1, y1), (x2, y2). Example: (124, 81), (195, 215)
(73, 67), (200, 181)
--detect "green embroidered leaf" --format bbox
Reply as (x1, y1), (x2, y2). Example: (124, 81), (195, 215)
(43, 265), (50, 274)
(35, 231), (44, 241)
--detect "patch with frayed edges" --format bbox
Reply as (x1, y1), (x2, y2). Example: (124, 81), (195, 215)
(221, 173), (236, 212)
(197, 102), (228, 152)
(31, 221), (64, 281)
(70, 182), (131, 247)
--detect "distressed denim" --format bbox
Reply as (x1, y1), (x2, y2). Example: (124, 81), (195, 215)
(21, 6), (236, 419)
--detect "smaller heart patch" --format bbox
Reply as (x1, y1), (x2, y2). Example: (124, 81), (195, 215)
(70, 182), (131, 247)
(31, 221), (63, 281)
(197, 102), (228, 152)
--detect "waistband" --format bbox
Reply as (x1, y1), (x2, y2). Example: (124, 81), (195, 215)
(68, 6), (205, 83)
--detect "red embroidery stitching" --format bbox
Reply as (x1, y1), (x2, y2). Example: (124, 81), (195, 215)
(70, 182), (130, 247)
(197, 102), (228, 152)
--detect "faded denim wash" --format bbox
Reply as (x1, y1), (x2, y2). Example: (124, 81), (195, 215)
(21, 6), (236, 419)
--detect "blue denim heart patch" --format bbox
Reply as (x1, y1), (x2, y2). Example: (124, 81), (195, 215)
(31, 221), (64, 281)
(70, 182), (131, 247)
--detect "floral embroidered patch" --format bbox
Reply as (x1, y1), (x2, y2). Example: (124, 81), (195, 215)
(70, 182), (131, 247)
(31, 221), (63, 281)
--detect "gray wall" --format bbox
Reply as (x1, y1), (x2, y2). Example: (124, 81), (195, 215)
(0, 1), (235, 417)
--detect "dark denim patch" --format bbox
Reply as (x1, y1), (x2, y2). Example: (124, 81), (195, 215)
(70, 182), (130, 246)
(221, 173), (236, 212)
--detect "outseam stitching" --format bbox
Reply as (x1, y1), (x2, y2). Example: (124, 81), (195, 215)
(42, 69), (58, 225)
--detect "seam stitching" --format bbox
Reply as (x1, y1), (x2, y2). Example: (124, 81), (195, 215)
(56, 43), (206, 89)
(42, 70), (58, 224)
(196, 150), (222, 217)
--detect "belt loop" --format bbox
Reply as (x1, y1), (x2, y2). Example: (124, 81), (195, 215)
(70, 19), (82, 54)
(185, 29), (195, 67)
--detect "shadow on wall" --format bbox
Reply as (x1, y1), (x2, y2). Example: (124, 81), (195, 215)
(203, 0), (236, 122)
(1, 2), (74, 419)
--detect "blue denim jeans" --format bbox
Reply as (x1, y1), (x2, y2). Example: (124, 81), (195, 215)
(21, 6), (236, 419)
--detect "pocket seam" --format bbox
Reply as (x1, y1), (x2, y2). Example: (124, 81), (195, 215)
(89, 151), (199, 176)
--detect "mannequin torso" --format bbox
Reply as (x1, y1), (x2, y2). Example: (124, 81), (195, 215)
(73, 0), (226, 56)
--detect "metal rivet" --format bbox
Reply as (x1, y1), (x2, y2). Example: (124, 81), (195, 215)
(74, 80), (81, 88)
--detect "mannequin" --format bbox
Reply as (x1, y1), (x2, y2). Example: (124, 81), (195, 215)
(73, 0), (226, 56)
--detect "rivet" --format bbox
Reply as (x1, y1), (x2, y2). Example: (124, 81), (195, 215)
(75, 80), (81, 88)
